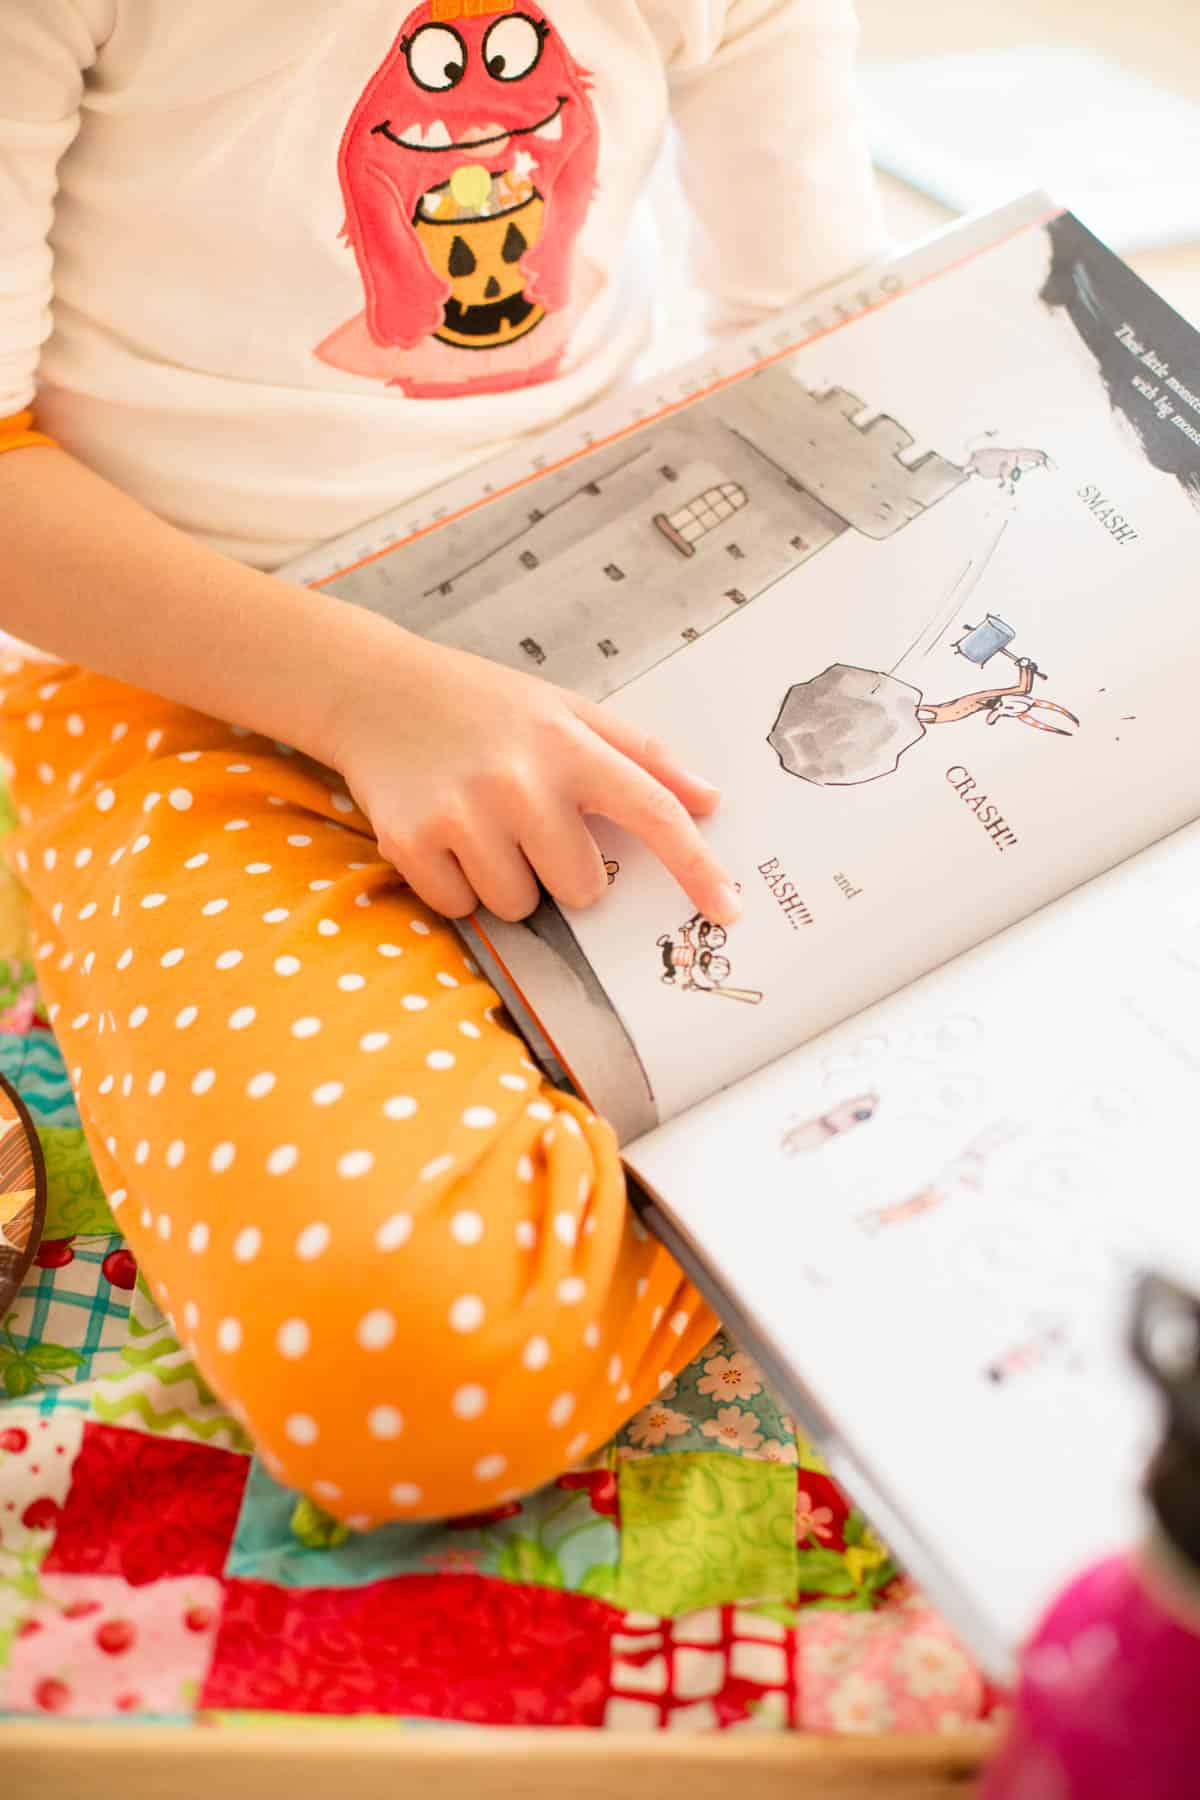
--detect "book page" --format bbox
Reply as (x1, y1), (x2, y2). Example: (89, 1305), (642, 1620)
(475, 209), (1200, 1135)
(624, 822), (1200, 1674)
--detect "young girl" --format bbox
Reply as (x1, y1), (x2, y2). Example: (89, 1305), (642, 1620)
(0, 0), (883, 1527)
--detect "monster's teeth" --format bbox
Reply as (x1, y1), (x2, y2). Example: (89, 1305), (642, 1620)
(534, 111), (563, 141)
(424, 120), (452, 149)
(397, 122), (426, 146)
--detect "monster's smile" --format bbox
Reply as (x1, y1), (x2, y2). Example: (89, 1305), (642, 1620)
(371, 97), (566, 155)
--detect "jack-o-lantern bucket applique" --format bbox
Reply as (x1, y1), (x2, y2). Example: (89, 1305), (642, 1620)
(0, 1073), (46, 1314)
(416, 164), (546, 349)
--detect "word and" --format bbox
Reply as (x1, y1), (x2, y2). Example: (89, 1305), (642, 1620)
(945, 768), (1019, 852)
(757, 857), (814, 928)
(1114, 321), (1200, 453)
(833, 873), (863, 900)
(1076, 484), (1139, 546)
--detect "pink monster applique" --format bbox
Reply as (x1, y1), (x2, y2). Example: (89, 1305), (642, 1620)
(314, 1), (601, 399)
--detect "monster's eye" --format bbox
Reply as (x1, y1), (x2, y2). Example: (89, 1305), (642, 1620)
(483, 15), (544, 81)
(405, 23), (467, 91)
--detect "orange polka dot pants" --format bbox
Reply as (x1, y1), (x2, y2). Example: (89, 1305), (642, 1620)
(0, 660), (717, 1527)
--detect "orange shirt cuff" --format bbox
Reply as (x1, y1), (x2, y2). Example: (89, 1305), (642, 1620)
(0, 408), (58, 453)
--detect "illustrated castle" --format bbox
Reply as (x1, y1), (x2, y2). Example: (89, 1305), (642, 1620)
(327, 370), (969, 702)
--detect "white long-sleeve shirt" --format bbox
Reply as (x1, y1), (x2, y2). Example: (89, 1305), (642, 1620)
(1, 0), (884, 569)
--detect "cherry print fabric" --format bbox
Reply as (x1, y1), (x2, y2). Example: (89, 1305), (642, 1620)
(0, 655), (717, 1523)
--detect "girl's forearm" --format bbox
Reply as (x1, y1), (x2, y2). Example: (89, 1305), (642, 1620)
(0, 441), (407, 765)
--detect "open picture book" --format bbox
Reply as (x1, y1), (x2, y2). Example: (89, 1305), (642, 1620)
(281, 191), (1200, 1682)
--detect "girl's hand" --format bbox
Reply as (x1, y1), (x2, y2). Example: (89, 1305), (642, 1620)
(326, 629), (741, 925)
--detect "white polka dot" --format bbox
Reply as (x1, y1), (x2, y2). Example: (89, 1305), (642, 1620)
(384, 1096), (417, 1121)
(277, 1319), (310, 1359)
(459, 1021), (482, 1039)
(176, 1006), (198, 1029)
(670, 1311), (690, 1336)
(63, 711), (84, 736)
(267, 1144), (299, 1176)
(338, 973), (365, 992)
(292, 1016), (321, 1038)
(146, 729), (163, 752)
(312, 1481), (342, 1503)
(355, 893), (372, 909)
(450, 1211), (484, 1245)
(216, 950), (243, 971)
(242, 1072), (274, 1102)
(226, 763), (251, 775)
(98, 1074), (115, 1095)
(337, 1149), (374, 1179)
(449, 1295), (485, 1333)
(233, 1224), (260, 1258)
(210, 1142), (237, 1174)
(14, 848), (28, 874)
(263, 908), (289, 924)
(311, 1081), (343, 1107)
(26, 711), (43, 732)
(357, 1309), (396, 1351)
(473, 1454), (507, 1484)
(73, 846), (92, 869)
(177, 750), (202, 763)
(557, 1277), (586, 1306)
(522, 1336), (551, 1371)
(452, 1384), (487, 1420)
(462, 1106), (497, 1131)
(143, 792), (161, 814)
(166, 1140), (187, 1169)
(82, 951), (95, 975)
(245, 862), (272, 875)
(436, 973), (459, 991)
(185, 852), (209, 870)
(370, 1407), (404, 1441)
(35, 762), (55, 786)
(607, 1355), (623, 1386)
(421, 1154), (454, 1183)
(224, 819), (249, 833)
(548, 1393), (576, 1429)
(389, 1482), (421, 1507)
(274, 955), (301, 977)
(296, 1222), (331, 1261)
(228, 1005), (256, 1031)
(188, 1222), (210, 1254)
(156, 1211), (171, 1240)
(527, 1101), (553, 1122)
(183, 1301), (199, 1332)
(377, 944), (403, 958)
(309, 879), (333, 893)
(359, 1031), (389, 1053)
(376, 1213), (413, 1252)
(427, 1049), (455, 1071)
(191, 1068), (216, 1095)
(317, 919), (339, 937)
(160, 947), (184, 968)
(133, 1139), (150, 1165)
(516, 1155), (535, 1184)
(500, 1073), (528, 1092)
(410, 919), (431, 936)
(128, 1004), (148, 1029)
(287, 834), (312, 848)
(285, 1413), (319, 1446)
(122, 1073), (135, 1098)
(330, 793), (354, 814)
(141, 893), (167, 910)
(554, 1213), (579, 1247)
(202, 898), (229, 917)
(400, 995), (429, 1016)
(140, 1206), (152, 1229)
(515, 1220), (537, 1250)
(217, 1318), (242, 1353)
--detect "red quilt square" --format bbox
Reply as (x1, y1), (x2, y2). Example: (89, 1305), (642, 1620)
(42, 1423), (249, 1586)
(201, 1574), (618, 1725)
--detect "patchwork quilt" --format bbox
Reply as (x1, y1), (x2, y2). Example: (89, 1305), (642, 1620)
(0, 786), (987, 1736)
